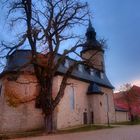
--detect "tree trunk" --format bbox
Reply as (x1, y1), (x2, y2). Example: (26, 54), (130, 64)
(39, 76), (55, 133)
(129, 106), (134, 122)
(130, 114), (134, 122)
(44, 111), (54, 133)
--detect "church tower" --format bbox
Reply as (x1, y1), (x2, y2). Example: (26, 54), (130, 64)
(81, 20), (105, 72)
(81, 20), (115, 124)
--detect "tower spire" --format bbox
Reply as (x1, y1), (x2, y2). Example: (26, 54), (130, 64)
(88, 19), (93, 29)
(86, 19), (96, 41)
(81, 19), (104, 53)
(81, 19), (105, 71)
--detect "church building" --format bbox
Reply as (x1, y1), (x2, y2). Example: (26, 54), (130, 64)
(0, 21), (115, 133)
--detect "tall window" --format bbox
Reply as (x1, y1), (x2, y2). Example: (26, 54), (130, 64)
(69, 85), (75, 111)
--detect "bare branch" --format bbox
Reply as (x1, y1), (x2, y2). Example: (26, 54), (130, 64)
(0, 34), (27, 56)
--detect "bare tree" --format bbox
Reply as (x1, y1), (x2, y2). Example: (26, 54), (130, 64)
(0, 0), (103, 133)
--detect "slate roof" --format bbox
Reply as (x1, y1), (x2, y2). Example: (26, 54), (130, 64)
(4, 50), (33, 72)
(87, 83), (104, 95)
(0, 50), (114, 90)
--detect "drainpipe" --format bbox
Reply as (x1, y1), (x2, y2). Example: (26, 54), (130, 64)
(105, 93), (110, 126)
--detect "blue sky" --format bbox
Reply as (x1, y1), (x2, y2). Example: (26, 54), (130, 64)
(87, 0), (140, 89)
(0, 0), (140, 90)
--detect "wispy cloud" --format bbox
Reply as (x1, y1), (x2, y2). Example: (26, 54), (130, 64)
(131, 80), (140, 87)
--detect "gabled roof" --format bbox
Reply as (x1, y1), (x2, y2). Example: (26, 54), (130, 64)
(0, 50), (114, 89)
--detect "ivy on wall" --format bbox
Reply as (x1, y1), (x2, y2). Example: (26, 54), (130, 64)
(5, 89), (21, 107)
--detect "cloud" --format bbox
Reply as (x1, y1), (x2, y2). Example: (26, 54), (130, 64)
(131, 80), (140, 87)
(114, 79), (140, 93)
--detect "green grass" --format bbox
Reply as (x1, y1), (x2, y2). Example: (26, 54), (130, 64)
(0, 129), (44, 139)
(2, 122), (140, 139)
(58, 124), (114, 134)
(112, 120), (140, 125)
(0, 125), (114, 139)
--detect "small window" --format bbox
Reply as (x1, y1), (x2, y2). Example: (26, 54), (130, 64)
(85, 66), (90, 74)
(100, 72), (104, 79)
(64, 59), (69, 68)
(100, 101), (102, 106)
(78, 64), (83, 72)
(101, 61), (104, 70)
(95, 71), (104, 79)
(96, 71), (101, 78)
(90, 68), (94, 76)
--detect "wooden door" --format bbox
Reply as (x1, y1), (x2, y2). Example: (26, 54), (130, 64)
(83, 112), (88, 124)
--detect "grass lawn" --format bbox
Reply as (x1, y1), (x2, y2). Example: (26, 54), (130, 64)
(0, 129), (44, 140)
(112, 120), (140, 125)
(0, 125), (114, 139)
(58, 124), (114, 134)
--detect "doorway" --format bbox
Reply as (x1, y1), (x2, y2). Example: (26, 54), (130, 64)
(83, 112), (88, 124)
(90, 111), (94, 124)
